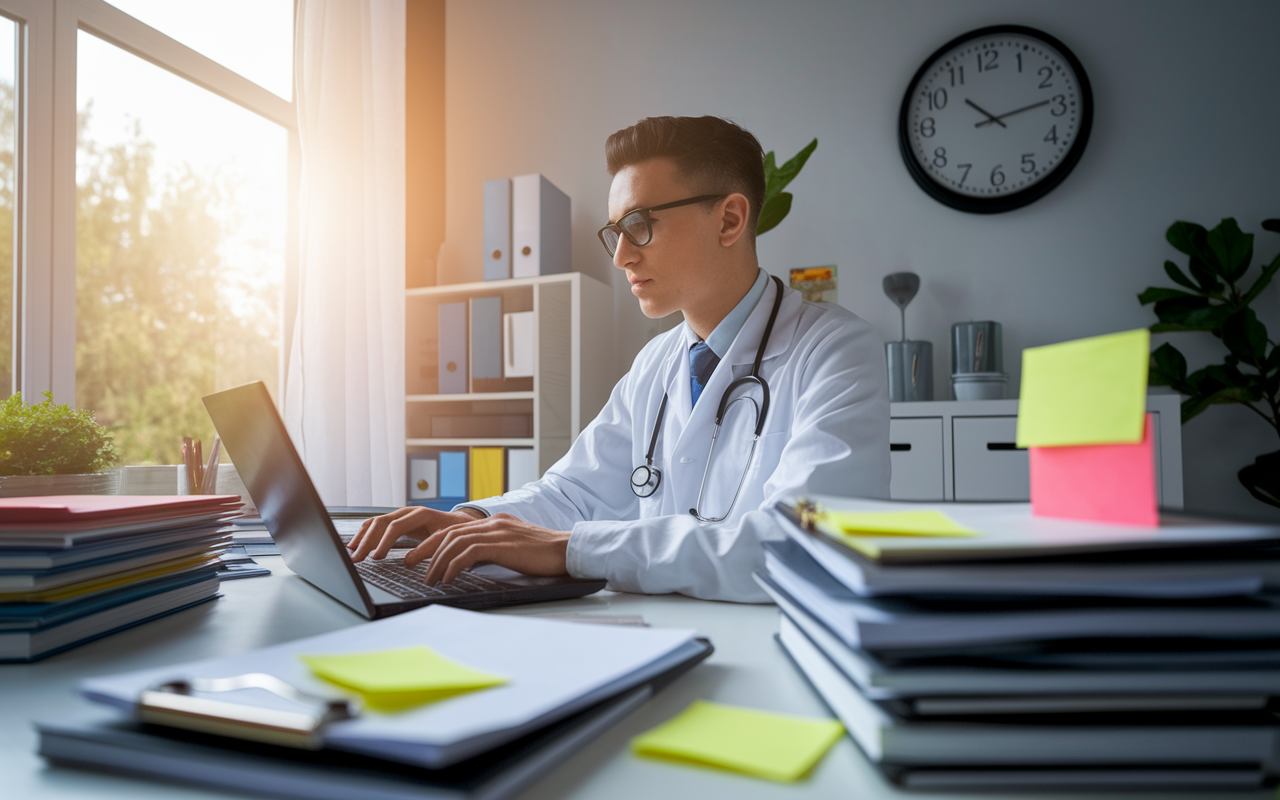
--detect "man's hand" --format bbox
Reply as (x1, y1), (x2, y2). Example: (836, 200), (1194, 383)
(347, 506), (484, 563)
(412, 513), (570, 585)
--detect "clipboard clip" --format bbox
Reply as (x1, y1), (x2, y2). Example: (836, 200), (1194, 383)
(137, 672), (360, 750)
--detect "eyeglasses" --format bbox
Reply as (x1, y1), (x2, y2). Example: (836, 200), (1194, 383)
(597, 195), (725, 257)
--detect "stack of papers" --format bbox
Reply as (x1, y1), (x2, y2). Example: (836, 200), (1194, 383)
(38, 605), (713, 800)
(0, 495), (241, 661)
(760, 495), (1280, 791)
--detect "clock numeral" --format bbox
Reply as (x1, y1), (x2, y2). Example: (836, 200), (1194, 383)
(924, 88), (948, 111)
(990, 165), (1005, 187)
(1021, 153), (1036, 174)
(1051, 95), (1067, 116)
(1016, 52), (1022, 72)
(919, 117), (936, 138)
(1038, 66), (1053, 89)
(1044, 125), (1059, 144)
(957, 163), (973, 185)
(932, 147), (947, 168)
(977, 49), (998, 72)
(949, 66), (965, 86)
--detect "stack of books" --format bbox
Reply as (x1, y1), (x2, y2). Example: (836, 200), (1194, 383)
(759, 496), (1280, 792)
(0, 494), (242, 661)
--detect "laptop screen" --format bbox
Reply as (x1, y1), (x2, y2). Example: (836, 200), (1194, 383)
(204, 382), (373, 617)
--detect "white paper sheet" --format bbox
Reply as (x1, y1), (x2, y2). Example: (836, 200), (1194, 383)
(80, 604), (696, 768)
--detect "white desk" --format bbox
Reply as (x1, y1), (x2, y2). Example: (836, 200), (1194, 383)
(2, 558), (1265, 800)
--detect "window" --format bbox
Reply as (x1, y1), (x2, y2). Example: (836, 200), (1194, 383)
(0, 0), (296, 463)
(75, 30), (288, 463)
(0, 15), (14, 398)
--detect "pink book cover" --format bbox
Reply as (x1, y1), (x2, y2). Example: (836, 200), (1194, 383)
(0, 494), (242, 526)
(1030, 414), (1159, 527)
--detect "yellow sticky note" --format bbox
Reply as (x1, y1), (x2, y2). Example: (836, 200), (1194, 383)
(1016, 329), (1149, 448)
(631, 700), (844, 783)
(300, 646), (506, 711)
(823, 510), (978, 538)
(470, 447), (505, 501)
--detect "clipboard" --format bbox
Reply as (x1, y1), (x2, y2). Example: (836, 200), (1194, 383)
(137, 673), (359, 749)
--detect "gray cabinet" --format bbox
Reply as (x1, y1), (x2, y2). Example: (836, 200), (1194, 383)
(889, 395), (1183, 508)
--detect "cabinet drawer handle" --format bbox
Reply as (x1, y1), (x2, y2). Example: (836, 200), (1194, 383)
(986, 442), (1025, 451)
(890, 443), (911, 452)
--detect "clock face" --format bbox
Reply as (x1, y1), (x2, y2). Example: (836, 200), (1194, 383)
(899, 26), (1093, 213)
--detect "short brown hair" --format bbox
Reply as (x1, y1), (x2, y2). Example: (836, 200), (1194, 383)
(605, 116), (765, 242)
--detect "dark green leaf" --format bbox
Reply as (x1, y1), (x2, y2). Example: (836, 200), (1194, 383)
(756, 192), (793, 235)
(1204, 386), (1264, 405)
(1176, 303), (1235, 332)
(1163, 260), (1202, 292)
(1187, 256), (1223, 293)
(1262, 218), (1280, 234)
(1138, 287), (1199, 305)
(761, 151), (778, 200)
(1149, 343), (1188, 387)
(1166, 220), (1209, 258)
(1150, 322), (1197, 334)
(1185, 364), (1229, 395)
(764, 139), (817, 200)
(1151, 295), (1209, 325)
(1244, 251), (1280, 305)
(1268, 346), (1280, 373)
(1206, 218), (1253, 282)
(1221, 308), (1268, 365)
(1181, 395), (1212, 424)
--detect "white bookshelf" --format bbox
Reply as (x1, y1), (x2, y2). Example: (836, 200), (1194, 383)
(405, 272), (613, 477)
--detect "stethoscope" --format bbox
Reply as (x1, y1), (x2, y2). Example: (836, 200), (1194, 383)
(630, 275), (785, 523)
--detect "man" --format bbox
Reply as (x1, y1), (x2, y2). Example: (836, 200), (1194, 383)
(349, 116), (889, 602)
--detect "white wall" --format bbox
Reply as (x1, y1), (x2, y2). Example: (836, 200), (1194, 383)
(439, 0), (1280, 521)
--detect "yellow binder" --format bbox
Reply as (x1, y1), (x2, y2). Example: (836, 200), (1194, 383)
(469, 447), (505, 501)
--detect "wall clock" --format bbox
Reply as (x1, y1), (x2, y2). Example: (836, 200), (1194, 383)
(898, 25), (1093, 214)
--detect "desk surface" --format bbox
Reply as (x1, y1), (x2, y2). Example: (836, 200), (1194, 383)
(2, 558), (1262, 800)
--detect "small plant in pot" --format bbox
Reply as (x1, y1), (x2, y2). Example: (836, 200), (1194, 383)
(0, 392), (120, 497)
(1139, 217), (1280, 508)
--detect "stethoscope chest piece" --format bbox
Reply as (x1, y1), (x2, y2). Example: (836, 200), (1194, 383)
(631, 464), (661, 498)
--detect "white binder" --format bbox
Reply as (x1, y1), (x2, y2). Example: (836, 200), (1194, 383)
(503, 312), (534, 379)
(408, 458), (438, 500)
(482, 179), (511, 282)
(511, 174), (570, 278)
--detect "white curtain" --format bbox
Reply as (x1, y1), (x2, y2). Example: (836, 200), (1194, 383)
(286, 0), (406, 507)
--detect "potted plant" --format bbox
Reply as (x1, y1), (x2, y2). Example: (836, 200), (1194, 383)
(0, 392), (120, 497)
(1139, 217), (1280, 508)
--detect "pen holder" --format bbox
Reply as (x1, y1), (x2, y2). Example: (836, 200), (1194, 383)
(886, 341), (933, 403)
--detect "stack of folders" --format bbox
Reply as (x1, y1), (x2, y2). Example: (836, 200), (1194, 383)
(38, 605), (712, 800)
(758, 495), (1280, 792)
(0, 495), (242, 662)
(409, 447), (539, 511)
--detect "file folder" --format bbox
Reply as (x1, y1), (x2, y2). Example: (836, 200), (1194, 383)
(439, 451), (468, 500)
(470, 448), (505, 501)
(511, 174), (570, 278)
(408, 457), (438, 500)
(438, 302), (468, 395)
(506, 449), (538, 492)
(503, 312), (534, 378)
(469, 296), (503, 391)
(483, 179), (512, 282)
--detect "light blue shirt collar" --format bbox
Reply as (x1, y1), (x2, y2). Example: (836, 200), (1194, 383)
(702, 268), (769, 359)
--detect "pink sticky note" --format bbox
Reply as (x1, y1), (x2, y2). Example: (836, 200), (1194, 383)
(1029, 415), (1158, 527)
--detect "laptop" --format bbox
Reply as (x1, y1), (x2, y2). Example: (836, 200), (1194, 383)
(204, 382), (606, 619)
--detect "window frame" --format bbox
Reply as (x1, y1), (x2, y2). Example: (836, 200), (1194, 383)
(0, 0), (298, 404)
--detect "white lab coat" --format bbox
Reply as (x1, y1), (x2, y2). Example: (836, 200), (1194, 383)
(470, 281), (890, 602)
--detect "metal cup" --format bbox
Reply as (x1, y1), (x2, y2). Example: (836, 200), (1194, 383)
(886, 341), (933, 402)
(951, 321), (1003, 375)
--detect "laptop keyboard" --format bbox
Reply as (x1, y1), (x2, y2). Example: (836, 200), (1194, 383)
(354, 549), (510, 600)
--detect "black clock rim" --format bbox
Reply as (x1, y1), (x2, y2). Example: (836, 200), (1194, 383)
(897, 24), (1094, 215)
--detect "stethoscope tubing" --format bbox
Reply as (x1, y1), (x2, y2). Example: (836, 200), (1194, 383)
(631, 275), (785, 521)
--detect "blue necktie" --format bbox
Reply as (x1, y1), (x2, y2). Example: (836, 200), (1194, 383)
(689, 341), (720, 408)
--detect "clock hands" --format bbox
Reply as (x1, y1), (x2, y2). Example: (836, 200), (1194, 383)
(963, 99), (1007, 128)
(975, 99), (1052, 128)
